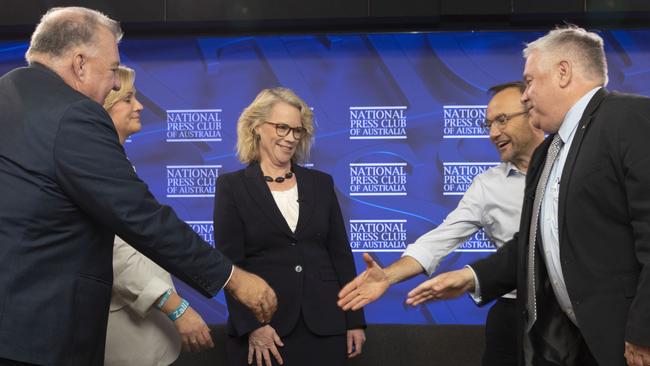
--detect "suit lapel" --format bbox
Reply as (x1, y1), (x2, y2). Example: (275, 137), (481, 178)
(294, 165), (315, 237)
(557, 88), (608, 240)
(243, 162), (294, 237)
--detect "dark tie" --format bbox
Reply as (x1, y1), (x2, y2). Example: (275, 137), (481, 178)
(526, 133), (563, 331)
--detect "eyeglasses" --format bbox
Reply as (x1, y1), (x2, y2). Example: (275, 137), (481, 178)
(481, 109), (529, 130)
(264, 121), (306, 139)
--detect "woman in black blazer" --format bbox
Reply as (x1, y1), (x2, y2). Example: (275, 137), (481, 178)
(214, 87), (366, 366)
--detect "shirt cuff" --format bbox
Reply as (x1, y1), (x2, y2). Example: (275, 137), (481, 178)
(131, 277), (173, 317)
(221, 265), (235, 291)
(464, 265), (482, 304)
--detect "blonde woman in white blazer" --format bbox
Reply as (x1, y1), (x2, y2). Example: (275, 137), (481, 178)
(103, 67), (213, 366)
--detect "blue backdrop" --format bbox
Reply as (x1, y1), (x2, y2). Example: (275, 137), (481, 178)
(2, 29), (649, 325)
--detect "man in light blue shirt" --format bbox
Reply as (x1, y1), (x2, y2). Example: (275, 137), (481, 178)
(338, 81), (544, 366)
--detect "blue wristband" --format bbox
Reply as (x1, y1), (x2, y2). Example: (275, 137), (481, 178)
(168, 298), (189, 321)
(155, 288), (173, 310)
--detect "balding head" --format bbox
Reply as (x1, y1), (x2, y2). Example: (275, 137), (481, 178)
(26, 7), (122, 64)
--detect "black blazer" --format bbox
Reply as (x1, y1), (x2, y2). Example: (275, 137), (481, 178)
(0, 64), (233, 365)
(214, 162), (365, 337)
(472, 88), (650, 365)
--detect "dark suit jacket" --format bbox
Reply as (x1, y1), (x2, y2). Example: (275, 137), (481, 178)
(0, 64), (233, 365)
(214, 162), (365, 337)
(472, 88), (650, 365)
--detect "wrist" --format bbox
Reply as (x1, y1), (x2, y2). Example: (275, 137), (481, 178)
(168, 298), (189, 321)
(155, 288), (173, 310)
(225, 266), (241, 292)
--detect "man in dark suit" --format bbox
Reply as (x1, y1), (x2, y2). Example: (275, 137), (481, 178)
(405, 26), (650, 366)
(0, 7), (276, 366)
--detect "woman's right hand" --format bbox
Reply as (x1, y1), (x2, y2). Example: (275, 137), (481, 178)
(248, 325), (284, 366)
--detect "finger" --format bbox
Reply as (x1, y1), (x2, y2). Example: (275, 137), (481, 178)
(256, 347), (263, 366)
(257, 300), (270, 324)
(270, 345), (284, 365)
(181, 336), (191, 353)
(338, 290), (361, 310)
(263, 348), (273, 366)
(363, 252), (377, 268)
(347, 334), (353, 355)
(338, 278), (360, 299)
(355, 335), (365, 353)
(407, 281), (434, 298)
(187, 338), (198, 352)
(247, 344), (254, 365)
(202, 327), (214, 349)
(273, 332), (284, 347)
(350, 295), (372, 311)
(197, 329), (213, 350)
(406, 288), (437, 306)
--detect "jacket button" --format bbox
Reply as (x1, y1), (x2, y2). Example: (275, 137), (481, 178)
(295, 265), (303, 273)
(290, 242), (296, 246)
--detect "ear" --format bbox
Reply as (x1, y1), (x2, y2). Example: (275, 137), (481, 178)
(557, 60), (572, 88)
(71, 52), (85, 81)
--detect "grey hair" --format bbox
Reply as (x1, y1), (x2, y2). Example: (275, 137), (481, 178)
(26, 7), (122, 64)
(523, 25), (608, 86)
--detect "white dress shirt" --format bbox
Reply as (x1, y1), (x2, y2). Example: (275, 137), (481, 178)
(405, 162), (525, 297)
(539, 87), (601, 325)
(271, 183), (299, 233)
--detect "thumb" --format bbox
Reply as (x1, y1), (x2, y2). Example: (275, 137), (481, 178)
(273, 331), (284, 347)
(362, 252), (376, 268)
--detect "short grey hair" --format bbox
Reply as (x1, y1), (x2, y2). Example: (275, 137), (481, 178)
(523, 25), (608, 86)
(26, 7), (123, 64)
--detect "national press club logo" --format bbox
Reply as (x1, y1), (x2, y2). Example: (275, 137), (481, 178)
(442, 162), (498, 195)
(186, 221), (214, 246)
(349, 162), (408, 196)
(349, 219), (407, 252)
(166, 165), (221, 197)
(455, 229), (496, 252)
(442, 105), (488, 138)
(166, 109), (223, 142)
(349, 106), (407, 139)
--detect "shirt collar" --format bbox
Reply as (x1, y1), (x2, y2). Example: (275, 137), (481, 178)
(504, 161), (524, 177)
(557, 87), (601, 144)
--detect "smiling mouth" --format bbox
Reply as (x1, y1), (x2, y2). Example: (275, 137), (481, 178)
(497, 141), (510, 150)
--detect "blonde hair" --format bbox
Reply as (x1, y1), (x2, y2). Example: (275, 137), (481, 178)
(236, 87), (314, 164)
(26, 7), (122, 64)
(103, 66), (135, 111)
(523, 25), (608, 86)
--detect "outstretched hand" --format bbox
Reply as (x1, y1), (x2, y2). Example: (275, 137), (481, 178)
(405, 267), (475, 306)
(338, 253), (390, 311)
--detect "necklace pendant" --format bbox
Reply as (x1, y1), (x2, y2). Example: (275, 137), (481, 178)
(275, 177), (285, 183)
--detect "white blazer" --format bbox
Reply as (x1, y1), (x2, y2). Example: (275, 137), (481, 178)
(104, 236), (181, 366)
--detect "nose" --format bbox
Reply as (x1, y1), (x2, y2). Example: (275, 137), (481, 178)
(284, 130), (298, 142)
(113, 75), (121, 92)
(134, 97), (144, 112)
(520, 89), (529, 104)
(489, 123), (501, 142)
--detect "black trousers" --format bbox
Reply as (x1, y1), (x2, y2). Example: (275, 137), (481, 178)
(482, 297), (518, 366)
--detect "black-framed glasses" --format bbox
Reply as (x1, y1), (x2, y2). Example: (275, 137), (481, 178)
(264, 121), (306, 139)
(481, 109), (529, 130)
